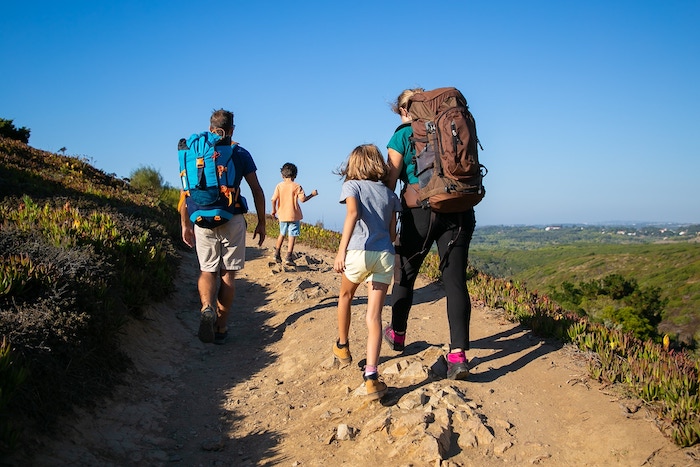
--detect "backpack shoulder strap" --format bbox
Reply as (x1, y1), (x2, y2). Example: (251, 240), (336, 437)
(400, 210), (438, 272)
(394, 122), (411, 133)
(187, 131), (221, 150)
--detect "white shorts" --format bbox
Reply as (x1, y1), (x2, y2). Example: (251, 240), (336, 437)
(194, 215), (246, 272)
(343, 250), (395, 285)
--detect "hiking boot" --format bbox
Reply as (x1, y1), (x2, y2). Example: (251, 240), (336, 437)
(446, 351), (469, 380)
(383, 325), (405, 351)
(284, 254), (295, 266)
(198, 306), (215, 344)
(273, 249), (282, 263)
(363, 373), (388, 400)
(214, 327), (229, 345)
(333, 340), (352, 364)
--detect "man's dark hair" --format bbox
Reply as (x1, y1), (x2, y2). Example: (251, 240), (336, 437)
(210, 109), (234, 132)
(281, 162), (298, 179)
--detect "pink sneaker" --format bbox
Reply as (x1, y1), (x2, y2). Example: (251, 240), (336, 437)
(383, 325), (405, 351)
(446, 351), (469, 380)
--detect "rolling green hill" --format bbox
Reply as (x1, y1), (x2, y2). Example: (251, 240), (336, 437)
(469, 226), (700, 343)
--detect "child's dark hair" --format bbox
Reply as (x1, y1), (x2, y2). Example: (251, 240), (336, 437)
(280, 162), (298, 179)
(336, 144), (389, 183)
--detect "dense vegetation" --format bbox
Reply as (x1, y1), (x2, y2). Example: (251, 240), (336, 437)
(0, 136), (180, 454)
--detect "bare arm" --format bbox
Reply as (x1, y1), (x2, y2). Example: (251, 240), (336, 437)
(334, 196), (359, 273)
(270, 194), (278, 218)
(389, 210), (397, 244)
(178, 191), (195, 248)
(301, 189), (318, 203)
(244, 171), (266, 246)
(387, 148), (404, 192)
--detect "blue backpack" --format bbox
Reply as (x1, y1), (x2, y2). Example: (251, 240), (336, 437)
(178, 131), (247, 228)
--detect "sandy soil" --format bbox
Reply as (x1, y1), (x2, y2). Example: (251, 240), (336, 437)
(9, 233), (700, 466)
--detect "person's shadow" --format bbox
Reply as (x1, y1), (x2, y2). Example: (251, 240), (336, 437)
(468, 324), (562, 383)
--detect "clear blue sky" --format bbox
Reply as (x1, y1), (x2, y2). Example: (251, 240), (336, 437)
(2, 1), (698, 231)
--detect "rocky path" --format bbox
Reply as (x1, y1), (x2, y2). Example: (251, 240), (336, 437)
(12, 234), (699, 466)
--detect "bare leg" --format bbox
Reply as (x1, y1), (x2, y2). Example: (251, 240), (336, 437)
(275, 234), (284, 252)
(287, 236), (297, 256)
(337, 275), (360, 344)
(198, 271), (218, 311)
(365, 281), (389, 368)
(216, 270), (236, 331)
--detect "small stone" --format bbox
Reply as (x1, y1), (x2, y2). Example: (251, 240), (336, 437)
(401, 361), (428, 378)
(320, 356), (338, 370)
(495, 441), (513, 455)
(201, 437), (226, 452)
(336, 424), (355, 441)
(383, 362), (403, 375)
(493, 418), (513, 430)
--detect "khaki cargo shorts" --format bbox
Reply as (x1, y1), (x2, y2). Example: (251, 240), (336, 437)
(194, 215), (247, 272)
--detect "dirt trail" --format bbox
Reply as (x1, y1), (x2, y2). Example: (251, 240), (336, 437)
(11, 233), (699, 466)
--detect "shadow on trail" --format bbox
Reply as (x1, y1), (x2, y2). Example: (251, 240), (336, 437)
(281, 293), (384, 329)
(280, 276), (440, 331)
(164, 246), (283, 465)
(282, 296), (336, 328)
(468, 324), (562, 383)
(381, 376), (434, 407)
(243, 243), (269, 262)
(218, 247), (283, 464)
(409, 281), (446, 306)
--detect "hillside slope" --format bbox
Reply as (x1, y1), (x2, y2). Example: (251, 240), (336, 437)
(1, 137), (180, 451)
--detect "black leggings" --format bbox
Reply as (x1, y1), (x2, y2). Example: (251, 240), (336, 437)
(390, 207), (475, 350)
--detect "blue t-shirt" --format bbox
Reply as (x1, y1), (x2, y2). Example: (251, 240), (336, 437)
(339, 179), (401, 253)
(387, 123), (418, 185)
(231, 144), (257, 188)
(226, 144), (256, 214)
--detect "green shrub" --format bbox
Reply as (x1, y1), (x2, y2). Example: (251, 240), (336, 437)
(0, 120), (30, 144)
(548, 273), (668, 340)
(129, 165), (165, 195)
(160, 186), (181, 211)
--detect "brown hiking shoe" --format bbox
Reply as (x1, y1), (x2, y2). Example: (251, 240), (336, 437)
(332, 340), (352, 364)
(214, 326), (229, 345)
(363, 373), (388, 400)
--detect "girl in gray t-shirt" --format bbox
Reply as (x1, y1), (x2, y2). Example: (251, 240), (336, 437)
(332, 144), (401, 400)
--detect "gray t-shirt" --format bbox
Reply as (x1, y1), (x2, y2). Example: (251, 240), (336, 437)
(339, 179), (401, 253)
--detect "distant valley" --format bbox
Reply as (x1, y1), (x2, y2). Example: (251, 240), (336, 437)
(469, 223), (700, 343)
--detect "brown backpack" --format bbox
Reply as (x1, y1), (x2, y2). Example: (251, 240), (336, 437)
(409, 87), (487, 213)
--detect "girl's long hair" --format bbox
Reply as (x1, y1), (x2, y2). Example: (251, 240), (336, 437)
(335, 144), (389, 183)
